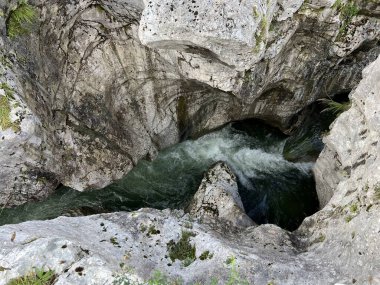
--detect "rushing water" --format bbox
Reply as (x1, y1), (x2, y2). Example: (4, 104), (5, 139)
(0, 119), (323, 231)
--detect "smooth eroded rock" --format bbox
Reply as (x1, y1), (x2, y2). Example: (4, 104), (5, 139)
(187, 162), (255, 228)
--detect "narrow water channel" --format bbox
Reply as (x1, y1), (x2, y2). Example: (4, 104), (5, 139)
(0, 113), (332, 230)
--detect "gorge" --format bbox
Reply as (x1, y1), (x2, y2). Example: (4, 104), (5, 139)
(0, 0), (379, 284)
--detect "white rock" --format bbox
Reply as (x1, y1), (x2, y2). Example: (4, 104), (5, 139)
(187, 162), (255, 228)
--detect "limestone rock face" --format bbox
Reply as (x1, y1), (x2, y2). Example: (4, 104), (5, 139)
(293, 55), (380, 284)
(139, 0), (277, 70)
(0, 0), (379, 205)
(187, 162), (255, 228)
(0, 205), (377, 284)
(0, 209), (331, 285)
(314, 55), (380, 208)
(0, 65), (59, 207)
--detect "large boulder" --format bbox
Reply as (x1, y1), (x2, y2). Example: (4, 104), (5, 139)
(187, 162), (255, 228)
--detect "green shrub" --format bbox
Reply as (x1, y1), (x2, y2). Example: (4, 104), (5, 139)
(7, 1), (37, 38)
(167, 231), (196, 267)
(7, 268), (56, 285)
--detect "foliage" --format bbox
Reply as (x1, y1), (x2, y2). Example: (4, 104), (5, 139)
(225, 258), (249, 285)
(0, 83), (19, 131)
(345, 215), (353, 223)
(7, 1), (37, 38)
(113, 257), (250, 285)
(374, 185), (380, 200)
(167, 231), (196, 267)
(199, 251), (213, 261)
(147, 271), (182, 285)
(113, 271), (182, 285)
(254, 17), (268, 52)
(0, 94), (12, 130)
(349, 203), (358, 214)
(7, 268), (56, 285)
(333, 0), (359, 36)
(319, 97), (351, 116)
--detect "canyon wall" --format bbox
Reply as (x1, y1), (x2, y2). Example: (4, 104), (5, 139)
(0, 0), (379, 206)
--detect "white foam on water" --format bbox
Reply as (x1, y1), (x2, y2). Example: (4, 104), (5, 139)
(160, 124), (314, 180)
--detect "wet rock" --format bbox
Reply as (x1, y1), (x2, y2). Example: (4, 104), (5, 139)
(187, 162), (255, 228)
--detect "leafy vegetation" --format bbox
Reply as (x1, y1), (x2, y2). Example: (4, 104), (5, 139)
(254, 17), (268, 52)
(319, 97), (351, 116)
(199, 251), (213, 261)
(167, 231), (196, 267)
(225, 258), (249, 285)
(7, 1), (37, 38)
(0, 82), (19, 131)
(7, 268), (56, 285)
(349, 203), (358, 214)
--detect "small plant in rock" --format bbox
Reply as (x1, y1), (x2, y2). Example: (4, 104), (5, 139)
(147, 225), (160, 236)
(7, 268), (56, 285)
(345, 215), (353, 223)
(7, 0), (37, 38)
(113, 271), (182, 285)
(148, 271), (183, 285)
(199, 250), (213, 261)
(167, 231), (196, 267)
(334, 0), (359, 36)
(319, 97), (351, 116)
(225, 258), (249, 285)
(349, 203), (358, 214)
(0, 83), (20, 132)
(374, 185), (380, 200)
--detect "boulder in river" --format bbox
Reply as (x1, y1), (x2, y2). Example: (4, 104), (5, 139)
(187, 162), (255, 228)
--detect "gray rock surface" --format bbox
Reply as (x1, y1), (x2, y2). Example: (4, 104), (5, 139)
(314, 55), (380, 208)
(187, 162), (255, 228)
(0, 0), (379, 206)
(0, 209), (333, 285)
(295, 55), (380, 284)
(3, 67), (380, 284)
(0, 62), (59, 207)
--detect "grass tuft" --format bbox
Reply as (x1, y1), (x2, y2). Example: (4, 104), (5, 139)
(319, 97), (351, 116)
(0, 83), (20, 132)
(333, 0), (359, 37)
(7, 1), (37, 38)
(7, 268), (56, 285)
